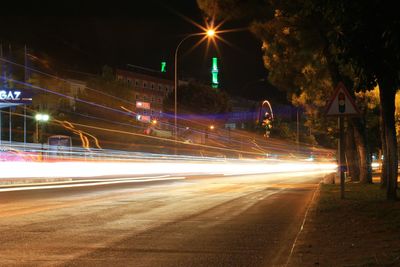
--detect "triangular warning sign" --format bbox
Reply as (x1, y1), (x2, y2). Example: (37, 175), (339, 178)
(326, 82), (360, 116)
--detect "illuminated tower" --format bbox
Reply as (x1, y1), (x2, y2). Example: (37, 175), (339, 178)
(211, 57), (219, 89)
(161, 61), (166, 73)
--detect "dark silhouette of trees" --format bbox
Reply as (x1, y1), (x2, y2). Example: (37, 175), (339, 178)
(198, 0), (399, 199)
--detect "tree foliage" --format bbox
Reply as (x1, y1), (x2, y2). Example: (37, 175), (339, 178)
(198, 0), (400, 198)
(163, 82), (230, 115)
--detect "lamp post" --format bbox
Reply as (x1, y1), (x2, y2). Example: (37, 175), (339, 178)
(35, 113), (49, 158)
(35, 113), (49, 142)
(174, 29), (215, 143)
(204, 124), (215, 144)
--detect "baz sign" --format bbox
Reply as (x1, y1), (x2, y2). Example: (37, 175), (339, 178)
(0, 90), (21, 101)
(0, 89), (33, 105)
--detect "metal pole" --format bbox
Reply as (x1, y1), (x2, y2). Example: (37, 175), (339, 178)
(339, 116), (345, 199)
(174, 34), (196, 146)
(40, 123), (43, 160)
(9, 107), (11, 143)
(174, 46), (178, 144)
(0, 108), (2, 145)
(36, 120), (39, 143)
(24, 44), (27, 147)
(7, 44), (11, 145)
(296, 108), (300, 151)
(24, 106), (26, 146)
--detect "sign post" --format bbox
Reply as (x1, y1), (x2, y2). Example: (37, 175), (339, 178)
(326, 82), (360, 199)
(338, 116), (345, 199)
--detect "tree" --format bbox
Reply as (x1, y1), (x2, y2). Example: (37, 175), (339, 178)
(198, 0), (400, 190)
(313, 0), (400, 199)
(163, 82), (230, 115)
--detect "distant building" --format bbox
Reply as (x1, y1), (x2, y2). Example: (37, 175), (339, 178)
(65, 79), (86, 109)
(116, 66), (174, 125)
(28, 72), (87, 112)
(224, 97), (258, 129)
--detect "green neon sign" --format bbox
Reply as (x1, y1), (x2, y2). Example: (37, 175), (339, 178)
(161, 61), (166, 73)
(211, 57), (219, 88)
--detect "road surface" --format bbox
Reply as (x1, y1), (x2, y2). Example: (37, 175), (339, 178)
(0, 172), (322, 266)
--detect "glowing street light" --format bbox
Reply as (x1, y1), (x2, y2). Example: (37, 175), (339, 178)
(35, 113), (50, 159)
(207, 29), (215, 37)
(209, 125), (215, 130)
(35, 113), (49, 122)
(174, 28), (217, 144)
(35, 113), (50, 143)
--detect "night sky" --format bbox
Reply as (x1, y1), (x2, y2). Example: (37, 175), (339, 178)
(0, 0), (286, 103)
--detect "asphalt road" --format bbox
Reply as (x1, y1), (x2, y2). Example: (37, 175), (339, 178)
(0, 172), (322, 267)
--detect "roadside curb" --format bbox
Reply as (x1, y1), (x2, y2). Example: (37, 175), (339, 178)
(285, 180), (322, 267)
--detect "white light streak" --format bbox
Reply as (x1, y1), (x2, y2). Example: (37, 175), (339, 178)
(0, 160), (337, 180)
(0, 175), (185, 192)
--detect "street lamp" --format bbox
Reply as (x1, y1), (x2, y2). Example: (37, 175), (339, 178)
(174, 28), (216, 142)
(35, 113), (49, 143)
(206, 29), (215, 37)
(35, 113), (49, 158)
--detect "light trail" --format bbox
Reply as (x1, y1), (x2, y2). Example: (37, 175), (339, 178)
(0, 60), (333, 159)
(60, 120), (102, 149)
(0, 175), (186, 192)
(0, 159), (337, 180)
(0, 57), (232, 133)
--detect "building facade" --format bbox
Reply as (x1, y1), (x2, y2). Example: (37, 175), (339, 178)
(116, 68), (174, 124)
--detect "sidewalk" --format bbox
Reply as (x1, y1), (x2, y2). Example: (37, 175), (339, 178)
(287, 182), (400, 266)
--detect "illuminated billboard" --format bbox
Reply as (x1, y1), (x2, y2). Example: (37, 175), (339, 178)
(0, 89), (33, 108)
(136, 101), (150, 109)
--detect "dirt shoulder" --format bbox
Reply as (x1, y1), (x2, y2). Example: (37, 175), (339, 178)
(288, 182), (400, 267)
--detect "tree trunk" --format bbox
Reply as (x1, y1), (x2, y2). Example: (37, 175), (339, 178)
(321, 39), (374, 184)
(345, 123), (360, 181)
(379, 80), (398, 200)
(352, 118), (373, 183)
(379, 108), (388, 187)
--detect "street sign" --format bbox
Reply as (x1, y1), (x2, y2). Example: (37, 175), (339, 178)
(0, 89), (33, 108)
(325, 82), (360, 200)
(325, 82), (360, 116)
